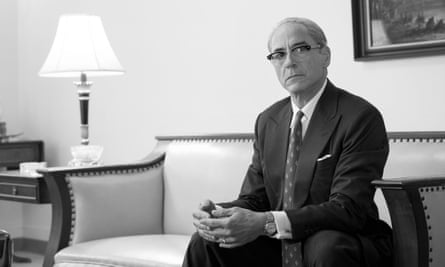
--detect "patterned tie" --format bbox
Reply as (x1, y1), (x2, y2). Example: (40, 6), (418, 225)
(282, 110), (304, 267)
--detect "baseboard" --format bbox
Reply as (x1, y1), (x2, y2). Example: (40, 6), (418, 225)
(12, 237), (47, 254)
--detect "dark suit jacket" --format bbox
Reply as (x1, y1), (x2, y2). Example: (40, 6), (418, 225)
(226, 80), (392, 263)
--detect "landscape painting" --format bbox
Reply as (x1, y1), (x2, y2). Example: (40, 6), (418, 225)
(352, 0), (445, 60)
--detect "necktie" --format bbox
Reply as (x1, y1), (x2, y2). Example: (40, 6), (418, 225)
(282, 110), (304, 267)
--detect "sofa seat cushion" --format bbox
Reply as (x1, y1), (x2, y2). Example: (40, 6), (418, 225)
(54, 235), (191, 267)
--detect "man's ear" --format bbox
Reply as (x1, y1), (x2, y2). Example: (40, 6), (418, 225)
(321, 46), (331, 67)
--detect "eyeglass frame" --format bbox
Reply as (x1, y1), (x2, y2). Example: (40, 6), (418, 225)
(266, 42), (323, 61)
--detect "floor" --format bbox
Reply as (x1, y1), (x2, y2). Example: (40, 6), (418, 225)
(12, 251), (44, 267)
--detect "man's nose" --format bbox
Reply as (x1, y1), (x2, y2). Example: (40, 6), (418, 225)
(283, 52), (298, 68)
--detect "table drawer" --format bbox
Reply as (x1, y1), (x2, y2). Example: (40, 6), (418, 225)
(0, 182), (38, 201)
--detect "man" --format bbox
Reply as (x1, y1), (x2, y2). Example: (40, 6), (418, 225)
(183, 17), (392, 267)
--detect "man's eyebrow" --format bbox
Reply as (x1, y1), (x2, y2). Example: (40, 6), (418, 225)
(290, 41), (308, 47)
(271, 41), (308, 52)
(271, 47), (286, 53)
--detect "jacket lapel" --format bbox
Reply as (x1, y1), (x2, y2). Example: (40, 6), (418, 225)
(293, 81), (341, 207)
(264, 100), (292, 209)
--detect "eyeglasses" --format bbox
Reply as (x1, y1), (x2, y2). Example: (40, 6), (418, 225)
(266, 43), (322, 61)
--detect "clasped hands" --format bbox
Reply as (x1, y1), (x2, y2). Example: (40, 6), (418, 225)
(193, 199), (266, 248)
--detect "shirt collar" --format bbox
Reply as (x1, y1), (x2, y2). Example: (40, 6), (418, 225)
(290, 78), (327, 125)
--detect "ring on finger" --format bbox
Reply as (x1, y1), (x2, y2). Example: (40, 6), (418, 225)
(221, 238), (226, 244)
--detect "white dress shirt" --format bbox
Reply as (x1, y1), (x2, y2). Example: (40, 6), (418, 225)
(271, 79), (327, 239)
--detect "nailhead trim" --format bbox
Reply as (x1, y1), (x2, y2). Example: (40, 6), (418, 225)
(390, 138), (445, 143)
(172, 137), (254, 143)
(419, 185), (445, 266)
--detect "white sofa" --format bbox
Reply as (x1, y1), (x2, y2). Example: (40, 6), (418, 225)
(40, 132), (445, 267)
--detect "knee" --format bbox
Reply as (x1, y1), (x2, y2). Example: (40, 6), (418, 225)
(303, 230), (362, 266)
(183, 232), (218, 267)
(188, 232), (214, 251)
(189, 232), (202, 244)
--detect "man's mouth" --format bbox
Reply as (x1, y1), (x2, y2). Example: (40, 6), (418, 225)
(285, 74), (303, 82)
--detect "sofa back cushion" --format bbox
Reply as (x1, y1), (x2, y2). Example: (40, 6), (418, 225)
(384, 139), (445, 178)
(161, 135), (445, 235)
(68, 168), (164, 244)
(163, 139), (251, 235)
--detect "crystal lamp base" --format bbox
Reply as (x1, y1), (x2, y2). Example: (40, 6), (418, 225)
(68, 145), (103, 167)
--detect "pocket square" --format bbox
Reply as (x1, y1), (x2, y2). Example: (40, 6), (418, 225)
(317, 154), (332, 161)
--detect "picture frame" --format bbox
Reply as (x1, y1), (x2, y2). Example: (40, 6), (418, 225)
(352, 0), (445, 60)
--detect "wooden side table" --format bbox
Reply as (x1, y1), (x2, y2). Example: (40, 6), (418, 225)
(0, 171), (49, 203)
(0, 140), (46, 263)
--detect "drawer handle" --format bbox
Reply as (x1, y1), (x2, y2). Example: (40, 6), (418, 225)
(12, 186), (17, 195)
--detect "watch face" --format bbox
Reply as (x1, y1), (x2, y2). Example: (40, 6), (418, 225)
(265, 223), (277, 235)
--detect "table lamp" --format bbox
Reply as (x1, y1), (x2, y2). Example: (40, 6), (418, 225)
(39, 14), (124, 166)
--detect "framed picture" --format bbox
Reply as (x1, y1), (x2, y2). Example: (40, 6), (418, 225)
(352, 0), (445, 60)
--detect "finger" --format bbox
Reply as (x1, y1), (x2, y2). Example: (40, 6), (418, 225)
(217, 236), (235, 244)
(200, 217), (228, 229)
(217, 235), (244, 248)
(211, 236), (232, 247)
(212, 207), (236, 218)
(193, 220), (210, 231)
(199, 199), (216, 215)
(219, 242), (244, 248)
(199, 199), (214, 209)
(197, 229), (216, 243)
(192, 212), (212, 231)
(193, 210), (211, 220)
(202, 226), (228, 240)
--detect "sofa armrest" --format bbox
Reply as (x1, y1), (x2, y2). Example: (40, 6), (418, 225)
(373, 177), (445, 267)
(39, 153), (165, 267)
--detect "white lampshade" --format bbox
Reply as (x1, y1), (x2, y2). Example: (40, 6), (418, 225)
(39, 14), (124, 77)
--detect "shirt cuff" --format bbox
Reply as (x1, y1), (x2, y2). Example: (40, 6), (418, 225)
(271, 211), (293, 239)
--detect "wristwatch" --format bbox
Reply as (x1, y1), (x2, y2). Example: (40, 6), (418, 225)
(264, 212), (277, 236)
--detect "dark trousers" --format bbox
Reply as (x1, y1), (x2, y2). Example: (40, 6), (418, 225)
(183, 230), (391, 267)
(183, 233), (281, 267)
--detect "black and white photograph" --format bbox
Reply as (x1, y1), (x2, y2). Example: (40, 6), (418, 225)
(1, 1), (445, 267)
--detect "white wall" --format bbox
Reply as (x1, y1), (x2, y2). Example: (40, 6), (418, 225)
(17, 0), (445, 167)
(0, 0), (19, 131)
(4, 0), (445, 240)
(0, 0), (24, 239)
